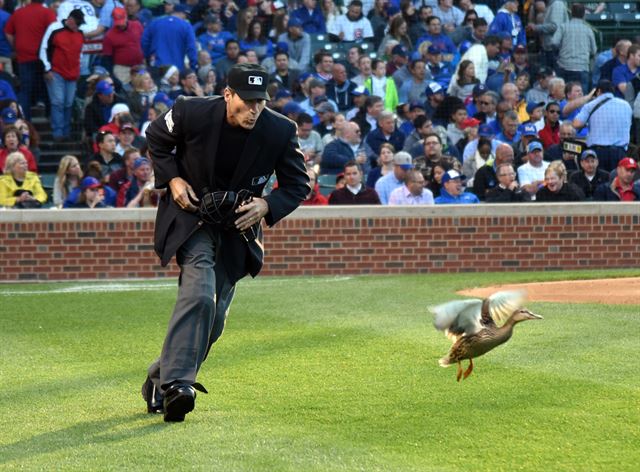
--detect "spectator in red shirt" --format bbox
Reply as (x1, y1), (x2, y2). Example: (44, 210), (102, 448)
(3, 0), (57, 121)
(538, 102), (561, 149)
(102, 7), (144, 86)
(39, 9), (85, 141)
(302, 167), (328, 205)
(0, 125), (38, 173)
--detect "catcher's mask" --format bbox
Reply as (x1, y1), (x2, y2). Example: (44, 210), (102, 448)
(197, 188), (254, 231)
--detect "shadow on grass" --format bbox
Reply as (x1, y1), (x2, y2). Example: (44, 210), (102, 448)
(0, 413), (169, 465)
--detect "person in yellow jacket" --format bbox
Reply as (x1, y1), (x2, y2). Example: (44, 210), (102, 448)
(0, 152), (47, 208)
(364, 58), (399, 112)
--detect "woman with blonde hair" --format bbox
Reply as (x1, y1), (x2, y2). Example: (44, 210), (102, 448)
(0, 152), (47, 208)
(377, 15), (412, 58)
(53, 155), (83, 207)
(536, 161), (585, 202)
(127, 70), (158, 124)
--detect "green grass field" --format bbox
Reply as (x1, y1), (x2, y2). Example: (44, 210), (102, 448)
(1, 269), (639, 471)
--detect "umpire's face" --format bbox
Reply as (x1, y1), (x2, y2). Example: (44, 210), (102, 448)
(224, 88), (266, 130)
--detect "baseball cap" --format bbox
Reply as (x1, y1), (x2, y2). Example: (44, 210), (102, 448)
(153, 91), (173, 108)
(409, 103), (425, 111)
(514, 45), (527, 54)
(275, 41), (289, 53)
(133, 157), (151, 170)
(120, 122), (136, 133)
(387, 5), (400, 16)
(579, 149), (598, 161)
(288, 17), (303, 28)
(275, 89), (292, 100)
(526, 101), (545, 114)
(112, 7), (127, 26)
(81, 176), (102, 190)
(298, 72), (313, 84)
(312, 95), (329, 106)
(519, 123), (538, 137)
(227, 63), (270, 101)
(478, 123), (493, 137)
(461, 117), (481, 129)
(351, 85), (370, 96)
(536, 66), (554, 78)
(273, 0), (286, 9)
(68, 8), (86, 25)
(109, 103), (130, 122)
(441, 169), (465, 185)
(427, 45), (442, 55)
(282, 101), (303, 115)
(393, 152), (414, 170)
(618, 157), (638, 170)
(96, 80), (114, 95)
(1, 107), (17, 124)
(174, 4), (192, 14)
(528, 141), (543, 153)
(315, 102), (334, 114)
(425, 81), (443, 97)
(472, 83), (487, 97)
(391, 44), (408, 57)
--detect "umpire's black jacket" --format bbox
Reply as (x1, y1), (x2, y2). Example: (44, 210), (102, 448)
(146, 95), (309, 284)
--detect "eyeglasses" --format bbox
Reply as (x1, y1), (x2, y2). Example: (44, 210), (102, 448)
(548, 109), (560, 114)
(478, 101), (491, 106)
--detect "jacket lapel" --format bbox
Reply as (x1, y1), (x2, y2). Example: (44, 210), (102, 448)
(206, 99), (226, 188)
(229, 115), (265, 189)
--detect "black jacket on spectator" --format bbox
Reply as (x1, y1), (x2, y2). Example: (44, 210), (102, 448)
(544, 144), (577, 171)
(472, 165), (498, 200)
(84, 93), (128, 139)
(535, 183), (585, 202)
(568, 169), (610, 200)
(486, 185), (531, 203)
(325, 79), (357, 111)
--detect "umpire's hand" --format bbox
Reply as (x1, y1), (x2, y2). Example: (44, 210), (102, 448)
(235, 198), (269, 232)
(169, 177), (199, 212)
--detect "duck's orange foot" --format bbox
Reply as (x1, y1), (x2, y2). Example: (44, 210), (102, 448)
(456, 361), (463, 382)
(463, 359), (474, 380)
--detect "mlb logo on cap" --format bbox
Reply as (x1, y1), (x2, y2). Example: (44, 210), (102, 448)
(227, 63), (270, 101)
(248, 76), (263, 86)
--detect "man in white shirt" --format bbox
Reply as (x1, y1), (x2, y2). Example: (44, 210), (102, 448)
(328, 0), (373, 42)
(517, 140), (550, 198)
(389, 169), (435, 205)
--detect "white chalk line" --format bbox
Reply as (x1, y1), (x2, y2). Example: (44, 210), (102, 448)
(0, 276), (353, 296)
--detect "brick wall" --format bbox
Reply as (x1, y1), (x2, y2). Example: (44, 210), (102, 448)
(1, 204), (638, 282)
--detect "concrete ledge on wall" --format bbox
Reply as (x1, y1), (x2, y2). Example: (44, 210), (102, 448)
(1, 203), (638, 282)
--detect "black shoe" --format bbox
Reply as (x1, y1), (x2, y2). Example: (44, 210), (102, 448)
(163, 383), (196, 422)
(141, 376), (164, 414)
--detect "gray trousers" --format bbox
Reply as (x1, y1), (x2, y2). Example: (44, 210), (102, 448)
(148, 226), (236, 392)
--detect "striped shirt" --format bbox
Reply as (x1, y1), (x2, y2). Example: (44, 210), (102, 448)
(551, 18), (597, 72)
(575, 93), (632, 148)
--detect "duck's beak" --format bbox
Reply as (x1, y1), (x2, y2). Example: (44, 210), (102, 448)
(527, 311), (543, 320)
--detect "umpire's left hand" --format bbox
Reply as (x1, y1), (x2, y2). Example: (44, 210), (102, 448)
(235, 198), (269, 231)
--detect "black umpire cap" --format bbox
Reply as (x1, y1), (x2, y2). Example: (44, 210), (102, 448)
(68, 8), (86, 25)
(227, 64), (270, 101)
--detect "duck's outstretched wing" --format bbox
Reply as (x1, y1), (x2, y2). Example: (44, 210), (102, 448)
(431, 299), (483, 340)
(483, 290), (527, 325)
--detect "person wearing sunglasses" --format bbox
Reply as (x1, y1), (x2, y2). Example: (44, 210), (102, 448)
(538, 102), (561, 149)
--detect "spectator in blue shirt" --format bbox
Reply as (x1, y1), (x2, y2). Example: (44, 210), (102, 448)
(435, 169), (480, 204)
(488, 0), (525, 48)
(198, 15), (235, 64)
(290, 0), (327, 34)
(416, 16), (457, 63)
(142, 5), (198, 72)
(612, 43), (640, 100)
(0, 2), (12, 75)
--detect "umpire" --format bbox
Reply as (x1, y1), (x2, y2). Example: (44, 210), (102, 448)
(143, 63), (309, 422)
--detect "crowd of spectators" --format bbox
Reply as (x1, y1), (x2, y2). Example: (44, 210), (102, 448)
(0, 0), (639, 210)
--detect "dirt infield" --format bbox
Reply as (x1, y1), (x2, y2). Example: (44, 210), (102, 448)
(459, 277), (640, 305)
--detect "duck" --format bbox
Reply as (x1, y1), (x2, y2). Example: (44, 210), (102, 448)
(430, 290), (542, 381)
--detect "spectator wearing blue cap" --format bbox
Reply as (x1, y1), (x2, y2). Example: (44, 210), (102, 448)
(434, 169), (479, 204)
(344, 85), (370, 120)
(84, 79), (128, 142)
(197, 14), (235, 65)
(425, 44), (455, 90)
(416, 16), (457, 63)
(278, 16), (311, 69)
(66, 176), (111, 209)
(290, 0), (327, 34)
(517, 140), (549, 198)
(488, 0), (525, 48)
(522, 101), (545, 132)
(398, 58), (433, 105)
(141, 5), (198, 74)
(116, 157), (158, 207)
(375, 151), (415, 205)
(0, 78), (16, 103)
(463, 83), (487, 117)
(514, 122), (539, 163)
(387, 43), (410, 78)
(568, 149), (610, 200)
